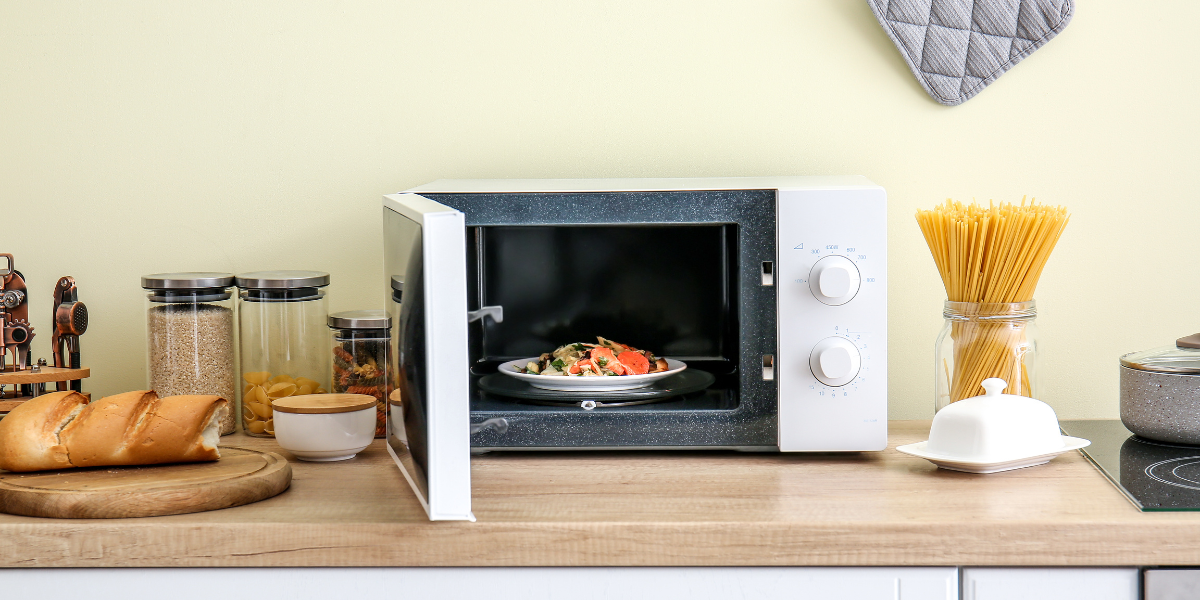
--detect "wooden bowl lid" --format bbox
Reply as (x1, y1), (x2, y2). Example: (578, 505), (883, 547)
(273, 394), (376, 414)
(388, 389), (403, 405)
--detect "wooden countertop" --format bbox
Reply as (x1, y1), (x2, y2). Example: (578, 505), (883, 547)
(0, 420), (1194, 568)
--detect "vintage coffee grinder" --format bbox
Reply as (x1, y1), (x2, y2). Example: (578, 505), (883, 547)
(0, 254), (90, 407)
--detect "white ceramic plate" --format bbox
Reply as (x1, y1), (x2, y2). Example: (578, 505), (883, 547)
(497, 357), (687, 392)
(896, 436), (1091, 474)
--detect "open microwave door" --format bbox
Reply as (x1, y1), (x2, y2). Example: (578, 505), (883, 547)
(382, 193), (474, 521)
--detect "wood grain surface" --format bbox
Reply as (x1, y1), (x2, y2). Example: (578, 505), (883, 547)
(0, 421), (1195, 567)
(0, 366), (89, 384)
(0, 447), (290, 519)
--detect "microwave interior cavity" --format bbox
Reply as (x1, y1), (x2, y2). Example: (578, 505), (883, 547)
(469, 224), (740, 409)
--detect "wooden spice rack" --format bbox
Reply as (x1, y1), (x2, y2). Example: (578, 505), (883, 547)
(0, 366), (90, 412)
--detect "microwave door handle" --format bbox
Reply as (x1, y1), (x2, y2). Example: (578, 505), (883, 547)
(467, 305), (503, 324)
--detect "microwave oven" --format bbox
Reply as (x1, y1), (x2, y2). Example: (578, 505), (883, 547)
(381, 177), (887, 520)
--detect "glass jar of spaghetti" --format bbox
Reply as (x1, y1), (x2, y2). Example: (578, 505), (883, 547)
(934, 301), (1039, 412)
(329, 310), (391, 438)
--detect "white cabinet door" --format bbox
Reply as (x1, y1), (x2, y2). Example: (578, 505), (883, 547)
(0, 567), (958, 600)
(963, 568), (1139, 600)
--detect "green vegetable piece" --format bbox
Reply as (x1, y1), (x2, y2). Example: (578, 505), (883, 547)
(573, 343), (586, 351)
(551, 358), (566, 370)
(596, 357), (608, 367)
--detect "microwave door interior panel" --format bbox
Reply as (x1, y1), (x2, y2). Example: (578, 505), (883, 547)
(382, 193), (474, 522)
(383, 177), (887, 473)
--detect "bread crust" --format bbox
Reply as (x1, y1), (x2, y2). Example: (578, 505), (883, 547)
(1, 391), (228, 472)
(60, 390), (159, 468)
(126, 395), (226, 465)
(0, 391), (89, 472)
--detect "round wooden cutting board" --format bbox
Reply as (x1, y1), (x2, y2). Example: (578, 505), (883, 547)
(0, 447), (291, 519)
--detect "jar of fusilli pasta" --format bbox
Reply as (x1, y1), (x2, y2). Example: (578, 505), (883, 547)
(935, 301), (1039, 413)
(329, 310), (391, 438)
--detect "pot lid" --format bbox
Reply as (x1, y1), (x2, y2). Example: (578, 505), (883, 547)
(328, 309), (391, 329)
(272, 393), (376, 414)
(1120, 334), (1200, 374)
(235, 270), (330, 289)
(141, 272), (235, 290)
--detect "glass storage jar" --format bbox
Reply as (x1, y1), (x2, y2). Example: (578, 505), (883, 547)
(143, 272), (237, 435)
(329, 310), (391, 438)
(935, 300), (1038, 413)
(236, 270), (331, 437)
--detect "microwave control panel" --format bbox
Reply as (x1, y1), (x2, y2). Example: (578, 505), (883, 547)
(775, 185), (887, 451)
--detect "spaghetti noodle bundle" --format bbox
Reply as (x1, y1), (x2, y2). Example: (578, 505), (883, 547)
(916, 198), (1069, 403)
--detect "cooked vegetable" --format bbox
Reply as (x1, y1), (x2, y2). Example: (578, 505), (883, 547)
(517, 337), (669, 377)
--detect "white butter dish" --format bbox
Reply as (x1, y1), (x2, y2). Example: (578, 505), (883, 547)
(897, 378), (1090, 474)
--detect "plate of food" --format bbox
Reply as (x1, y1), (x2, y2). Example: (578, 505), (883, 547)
(498, 336), (686, 392)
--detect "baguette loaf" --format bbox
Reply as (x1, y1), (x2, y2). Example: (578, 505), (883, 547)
(0, 391), (89, 472)
(0, 391), (228, 472)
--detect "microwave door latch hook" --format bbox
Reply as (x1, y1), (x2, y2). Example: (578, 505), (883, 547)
(468, 305), (504, 324)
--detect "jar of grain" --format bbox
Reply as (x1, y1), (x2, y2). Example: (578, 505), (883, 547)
(143, 272), (237, 435)
(236, 270), (331, 437)
(329, 310), (391, 438)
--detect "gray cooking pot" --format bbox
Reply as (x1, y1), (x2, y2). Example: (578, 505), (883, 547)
(1120, 333), (1200, 444)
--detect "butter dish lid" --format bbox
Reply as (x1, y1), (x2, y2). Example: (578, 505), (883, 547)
(1120, 333), (1200, 374)
(925, 378), (1071, 462)
(272, 394), (376, 414)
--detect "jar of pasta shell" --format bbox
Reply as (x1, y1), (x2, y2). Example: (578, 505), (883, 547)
(935, 301), (1039, 413)
(329, 310), (391, 438)
(236, 270), (331, 437)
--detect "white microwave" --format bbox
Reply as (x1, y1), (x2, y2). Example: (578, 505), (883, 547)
(381, 177), (887, 520)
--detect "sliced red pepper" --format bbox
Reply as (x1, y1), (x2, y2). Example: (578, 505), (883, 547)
(616, 350), (650, 375)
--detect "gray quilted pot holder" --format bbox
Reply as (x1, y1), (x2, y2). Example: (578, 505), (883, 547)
(868, 0), (1074, 106)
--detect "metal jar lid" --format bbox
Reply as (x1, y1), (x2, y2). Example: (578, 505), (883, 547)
(391, 276), (404, 292)
(329, 309), (391, 329)
(1120, 333), (1200, 374)
(235, 270), (330, 289)
(141, 272), (235, 290)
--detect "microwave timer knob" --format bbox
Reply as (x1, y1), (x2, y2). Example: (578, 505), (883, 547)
(809, 336), (862, 387)
(808, 255), (861, 305)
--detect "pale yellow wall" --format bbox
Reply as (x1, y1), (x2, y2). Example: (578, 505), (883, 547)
(1, 1), (1194, 419)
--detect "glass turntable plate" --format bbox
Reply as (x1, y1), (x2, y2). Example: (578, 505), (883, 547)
(478, 369), (715, 408)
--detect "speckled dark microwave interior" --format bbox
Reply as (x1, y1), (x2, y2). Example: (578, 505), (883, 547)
(424, 190), (778, 450)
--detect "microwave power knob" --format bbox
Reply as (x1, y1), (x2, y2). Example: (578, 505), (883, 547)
(809, 337), (861, 387)
(808, 255), (861, 305)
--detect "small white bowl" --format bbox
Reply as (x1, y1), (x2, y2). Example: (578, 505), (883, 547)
(272, 394), (377, 462)
(897, 378), (1090, 473)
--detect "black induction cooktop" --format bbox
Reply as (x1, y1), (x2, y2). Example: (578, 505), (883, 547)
(1062, 419), (1200, 511)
